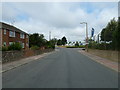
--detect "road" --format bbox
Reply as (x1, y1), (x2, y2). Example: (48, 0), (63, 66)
(2, 48), (118, 88)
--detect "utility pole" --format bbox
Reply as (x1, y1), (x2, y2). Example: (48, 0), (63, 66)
(80, 22), (88, 52)
(49, 31), (51, 41)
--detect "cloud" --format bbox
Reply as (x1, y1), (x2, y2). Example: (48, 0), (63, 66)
(1, 2), (118, 42)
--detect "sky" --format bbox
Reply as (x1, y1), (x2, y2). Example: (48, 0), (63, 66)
(1, 2), (118, 42)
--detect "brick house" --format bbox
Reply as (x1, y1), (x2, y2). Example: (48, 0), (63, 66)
(0, 22), (29, 49)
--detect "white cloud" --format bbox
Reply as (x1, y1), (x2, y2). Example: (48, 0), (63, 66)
(1, 2), (118, 42)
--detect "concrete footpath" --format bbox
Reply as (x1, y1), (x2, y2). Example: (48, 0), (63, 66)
(79, 50), (119, 72)
(1, 50), (58, 73)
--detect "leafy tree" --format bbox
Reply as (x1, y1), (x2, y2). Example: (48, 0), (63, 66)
(57, 39), (62, 45)
(101, 28), (106, 41)
(45, 38), (57, 49)
(75, 41), (79, 47)
(29, 33), (46, 47)
(101, 18), (117, 42)
(113, 17), (120, 50)
(61, 36), (67, 45)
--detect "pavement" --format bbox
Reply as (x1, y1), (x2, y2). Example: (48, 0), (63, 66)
(79, 50), (118, 72)
(2, 48), (118, 88)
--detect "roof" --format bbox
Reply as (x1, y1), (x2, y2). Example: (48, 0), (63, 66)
(0, 22), (28, 34)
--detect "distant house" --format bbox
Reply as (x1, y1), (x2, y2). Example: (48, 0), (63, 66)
(0, 22), (29, 49)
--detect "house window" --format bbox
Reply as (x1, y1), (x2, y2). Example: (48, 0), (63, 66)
(9, 42), (14, 45)
(9, 31), (15, 37)
(3, 42), (6, 46)
(26, 34), (29, 38)
(4, 29), (6, 35)
(20, 33), (25, 39)
(26, 43), (29, 47)
(22, 43), (24, 48)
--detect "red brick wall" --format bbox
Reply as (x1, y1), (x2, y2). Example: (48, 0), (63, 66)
(2, 29), (29, 49)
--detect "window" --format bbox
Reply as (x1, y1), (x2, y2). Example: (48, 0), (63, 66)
(20, 33), (25, 39)
(4, 29), (6, 35)
(9, 42), (14, 45)
(26, 43), (29, 47)
(26, 34), (29, 38)
(22, 43), (24, 48)
(9, 31), (15, 37)
(3, 42), (6, 46)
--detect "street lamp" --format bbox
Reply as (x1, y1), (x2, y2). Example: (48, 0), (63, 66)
(80, 22), (88, 52)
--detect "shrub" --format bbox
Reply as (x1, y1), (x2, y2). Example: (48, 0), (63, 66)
(30, 46), (40, 50)
(66, 45), (85, 48)
(8, 42), (22, 51)
(2, 46), (8, 51)
(0, 47), (2, 51)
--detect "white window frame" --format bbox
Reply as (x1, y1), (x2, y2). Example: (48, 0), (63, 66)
(26, 34), (29, 38)
(9, 31), (15, 37)
(20, 33), (25, 39)
(9, 42), (14, 45)
(26, 43), (29, 47)
(22, 43), (24, 48)
(4, 29), (6, 35)
(3, 42), (6, 46)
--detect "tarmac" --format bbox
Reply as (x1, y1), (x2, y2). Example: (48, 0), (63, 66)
(1, 49), (119, 73)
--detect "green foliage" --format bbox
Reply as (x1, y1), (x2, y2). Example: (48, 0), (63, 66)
(2, 46), (8, 51)
(57, 36), (67, 46)
(45, 40), (55, 49)
(66, 45), (85, 48)
(0, 47), (2, 51)
(8, 42), (22, 51)
(30, 46), (40, 50)
(57, 39), (62, 46)
(29, 33), (56, 49)
(62, 36), (67, 45)
(93, 18), (119, 51)
(101, 18), (117, 42)
(29, 33), (46, 48)
(75, 41), (79, 47)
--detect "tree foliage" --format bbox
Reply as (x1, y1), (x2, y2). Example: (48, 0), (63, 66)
(101, 18), (117, 42)
(29, 33), (46, 47)
(62, 36), (67, 45)
(29, 33), (56, 49)
(75, 41), (79, 47)
(57, 36), (67, 46)
(91, 17), (119, 51)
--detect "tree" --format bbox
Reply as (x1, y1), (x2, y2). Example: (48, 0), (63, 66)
(57, 39), (62, 45)
(61, 36), (67, 45)
(75, 41), (79, 47)
(46, 38), (57, 49)
(29, 33), (46, 47)
(101, 28), (106, 41)
(113, 17), (120, 50)
(101, 18), (117, 42)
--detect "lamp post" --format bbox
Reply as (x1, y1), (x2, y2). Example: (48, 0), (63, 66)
(80, 22), (88, 52)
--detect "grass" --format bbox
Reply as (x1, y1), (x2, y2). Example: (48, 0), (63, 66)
(66, 45), (85, 48)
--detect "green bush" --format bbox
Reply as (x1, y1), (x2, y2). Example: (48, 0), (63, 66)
(0, 47), (2, 51)
(66, 45), (85, 48)
(2, 46), (8, 51)
(30, 46), (40, 50)
(8, 42), (22, 51)
(88, 42), (116, 50)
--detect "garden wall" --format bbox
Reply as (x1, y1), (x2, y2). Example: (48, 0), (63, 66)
(88, 49), (119, 62)
(2, 49), (54, 63)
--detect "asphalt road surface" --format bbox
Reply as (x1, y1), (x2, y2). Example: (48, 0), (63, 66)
(2, 48), (118, 88)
